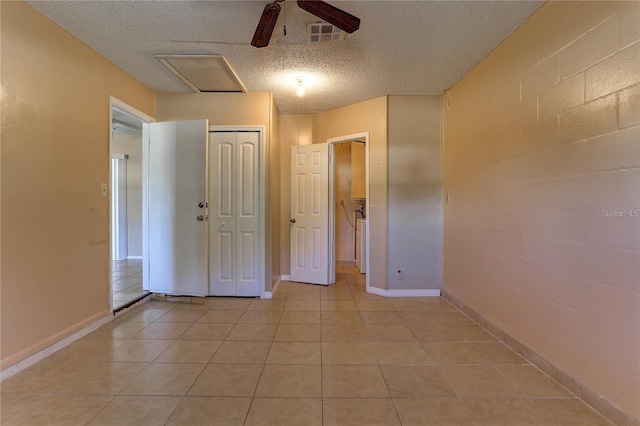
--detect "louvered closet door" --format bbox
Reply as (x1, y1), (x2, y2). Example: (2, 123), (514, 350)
(209, 131), (260, 297)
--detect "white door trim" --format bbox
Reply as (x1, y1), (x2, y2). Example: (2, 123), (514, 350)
(110, 155), (128, 261)
(209, 126), (267, 299)
(327, 132), (370, 293)
(368, 287), (441, 297)
(108, 96), (155, 312)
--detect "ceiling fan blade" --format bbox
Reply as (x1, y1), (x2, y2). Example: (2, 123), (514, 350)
(297, 0), (360, 33)
(251, 2), (281, 48)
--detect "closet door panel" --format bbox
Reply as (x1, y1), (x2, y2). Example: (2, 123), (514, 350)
(218, 143), (234, 217)
(209, 133), (237, 296)
(236, 133), (260, 297)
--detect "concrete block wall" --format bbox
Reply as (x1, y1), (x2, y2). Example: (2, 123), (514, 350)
(443, 1), (640, 420)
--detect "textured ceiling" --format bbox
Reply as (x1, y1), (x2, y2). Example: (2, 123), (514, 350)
(27, 0), (543, 114)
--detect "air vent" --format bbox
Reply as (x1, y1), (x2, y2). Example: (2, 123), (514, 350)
(307, 23), (345, 43)
(155, 54), (247, 93)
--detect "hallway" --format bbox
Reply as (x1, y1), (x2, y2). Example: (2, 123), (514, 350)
(1, 265), (612, 425)
(112, 259), (147, 310)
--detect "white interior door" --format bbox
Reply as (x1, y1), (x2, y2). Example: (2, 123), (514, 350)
(146, 120), (209, 296)
(210, 131), (261, 297)
(290, 144), (330, 285)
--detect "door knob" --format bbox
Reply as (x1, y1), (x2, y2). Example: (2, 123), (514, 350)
(196, 215), (205, 221)
(198, 202), (205, 208)
(290, 218), (296, 224)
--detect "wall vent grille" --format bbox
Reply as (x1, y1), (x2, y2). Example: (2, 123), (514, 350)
(307, 23), (345, 43)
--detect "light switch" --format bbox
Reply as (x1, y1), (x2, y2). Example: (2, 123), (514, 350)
(101, 183), (108, 198)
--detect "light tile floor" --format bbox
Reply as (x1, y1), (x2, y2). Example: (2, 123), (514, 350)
(112, 259), (148, 310)
(1, 265), (614, 425)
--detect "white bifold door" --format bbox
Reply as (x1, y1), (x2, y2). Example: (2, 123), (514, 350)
(145, 122), (261, 297)
(146, 120), (209, 296)
(290, 144), (330, 285)
(210, 132), (261, 297)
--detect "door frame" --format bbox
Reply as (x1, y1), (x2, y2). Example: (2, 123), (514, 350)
(209, 126), (267, 299)
(110, 154), (128, 261)
(327, 132), (370, 292)
(108, 96), (154, 311)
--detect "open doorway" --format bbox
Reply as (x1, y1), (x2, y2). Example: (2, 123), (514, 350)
(109, 98), (154, 310)
(328, 132), (370, 292)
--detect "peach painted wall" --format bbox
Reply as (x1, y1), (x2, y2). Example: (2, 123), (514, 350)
(387, 96), (442, 291)
(314, 97), (388, 290)
(1, 1), (155, 367)
(269, 96), (281, 291)
(443, 1), (639, 419)
(155, 92), (271, 126)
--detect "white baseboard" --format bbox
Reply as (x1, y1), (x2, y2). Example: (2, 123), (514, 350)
(367, 287), (441, 298)
(270, 278), (281, 297)
(127, 255), (143, 260)
(261, 277), (282, 299)
(1, 311), (114, 380)
(281, 274), (440, 298)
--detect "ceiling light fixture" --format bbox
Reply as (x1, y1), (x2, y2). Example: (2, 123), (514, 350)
(296, 77), (305, 97)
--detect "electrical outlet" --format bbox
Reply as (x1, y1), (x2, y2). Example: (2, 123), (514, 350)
(396, 269), (404, 280)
